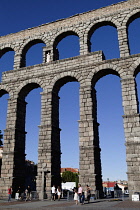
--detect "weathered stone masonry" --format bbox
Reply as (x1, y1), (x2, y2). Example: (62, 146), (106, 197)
(0, 0), (140, 198)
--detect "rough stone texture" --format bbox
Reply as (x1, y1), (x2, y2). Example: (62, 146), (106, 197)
(0, 0), (140, 199)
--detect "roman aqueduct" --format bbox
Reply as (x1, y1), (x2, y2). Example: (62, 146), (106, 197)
(0, 0), (140, 198)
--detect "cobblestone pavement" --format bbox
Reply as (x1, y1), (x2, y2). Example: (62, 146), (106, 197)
(0, 198), (140, 210)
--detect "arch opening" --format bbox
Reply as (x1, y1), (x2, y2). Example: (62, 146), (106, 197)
(135, 65), (140, 114)
(53, 32), (80, 60)
(0, 91), (9, 177)
(13, 83), (42, 192)
(20, 40), (45, 67)
(59, 82), (80, 169)
(89, 23), (120, 60)
(127, 13), (140, 55)
(51, 76), (80, 187)
(0, 49), (14, 81)
(93, 71), (127, 187)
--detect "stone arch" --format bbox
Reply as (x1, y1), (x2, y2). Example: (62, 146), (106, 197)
(50, 75), (79, 188)
(20, 38), (46, 67)
(133, 61), (140, 115)
(122, 9), (140, 54)
(87, 63), (121, 85)
(17, 78), (45, 99)
(0, 84), (13, 98)
(84, 18), (120, 53)
(10, 81), (43, 194)
(50, 72), (82, 90)
(52, 30), (80, 60)
(18, 35), (47, 54)
(129, 58), (140, 78)
(51, 26), (82, 46)
(0, 47), (14, 58)
(0, 46), (15, 74)
(0, 89), (8, 97)
(123, 9), (140, 28)
(18, 82), (41, 100)
(53, 75), (78, 89)
(0, 87), (10, 180)
(91, 68), (120, 88)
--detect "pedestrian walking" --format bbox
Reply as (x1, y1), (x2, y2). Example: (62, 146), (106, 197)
(78, 184), (83, 204)
(57, 186), (61, 201)
(86, 185), (91, 203)
(81, 192), (85, 205)
(51, 185), (56, 201)
(8, 186), (12, 202)
(25, 185), (31, 201)
(74, 188), (78, 205)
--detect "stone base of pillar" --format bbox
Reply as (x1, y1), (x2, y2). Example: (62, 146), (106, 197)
(0, 177), (13, 199)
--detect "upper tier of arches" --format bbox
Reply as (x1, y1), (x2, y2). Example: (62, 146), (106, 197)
(1, 3), (140, 70)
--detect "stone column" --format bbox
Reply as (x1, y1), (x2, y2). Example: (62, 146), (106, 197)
(14, 53), (21, 70)
(117, 26), (130, 57)
(0, 97), (26, 198)
(79, 35), (89, 56)
(37, 90), (61, 200)
(37, 92), (52, 200)
(79, 84), (103, 197)
(121, 78), (140, 196)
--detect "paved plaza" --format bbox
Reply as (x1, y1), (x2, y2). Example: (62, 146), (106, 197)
(0, 198), (140, 210)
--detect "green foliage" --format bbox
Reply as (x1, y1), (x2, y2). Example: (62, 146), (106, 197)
(0, 130), (3, 146)
(61, 171), (79, 187)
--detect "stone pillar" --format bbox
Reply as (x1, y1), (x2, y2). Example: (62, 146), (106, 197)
(37, 92), (52, 200)
(37, 91), (61, 200)
(0, 97), (26, 198)
(79, 85), (103, 197)
(121, 78), (140, 196)
(117, 26), (130, 57)
(79, 35), (89, 55)
(14, 53), (21, 70)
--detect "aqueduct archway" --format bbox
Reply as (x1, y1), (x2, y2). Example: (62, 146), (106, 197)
(0, 0), (140, 199)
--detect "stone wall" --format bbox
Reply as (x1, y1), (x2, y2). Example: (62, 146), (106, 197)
(0, 0), (140, 199)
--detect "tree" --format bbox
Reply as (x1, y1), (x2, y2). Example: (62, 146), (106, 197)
(0, 130), (3, 146)
(61, 171), (79, 187)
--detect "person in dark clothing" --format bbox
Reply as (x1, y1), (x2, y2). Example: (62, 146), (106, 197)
(86, 185), (91, 203)
(25, 186), (31, 201)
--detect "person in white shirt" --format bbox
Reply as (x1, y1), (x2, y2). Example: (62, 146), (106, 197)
(51, 185), (56, 201)
(78, 184), (83, 204)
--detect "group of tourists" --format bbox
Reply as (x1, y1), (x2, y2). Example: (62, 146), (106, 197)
(51, 184), (91, 205)
(51, 185), (61, 201)
(8, 183), (91, 204)
(8, 185), (32, 202)
(74, 184), (91, 205)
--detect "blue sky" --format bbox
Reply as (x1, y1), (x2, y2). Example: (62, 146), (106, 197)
(1, 0), (140, 182)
